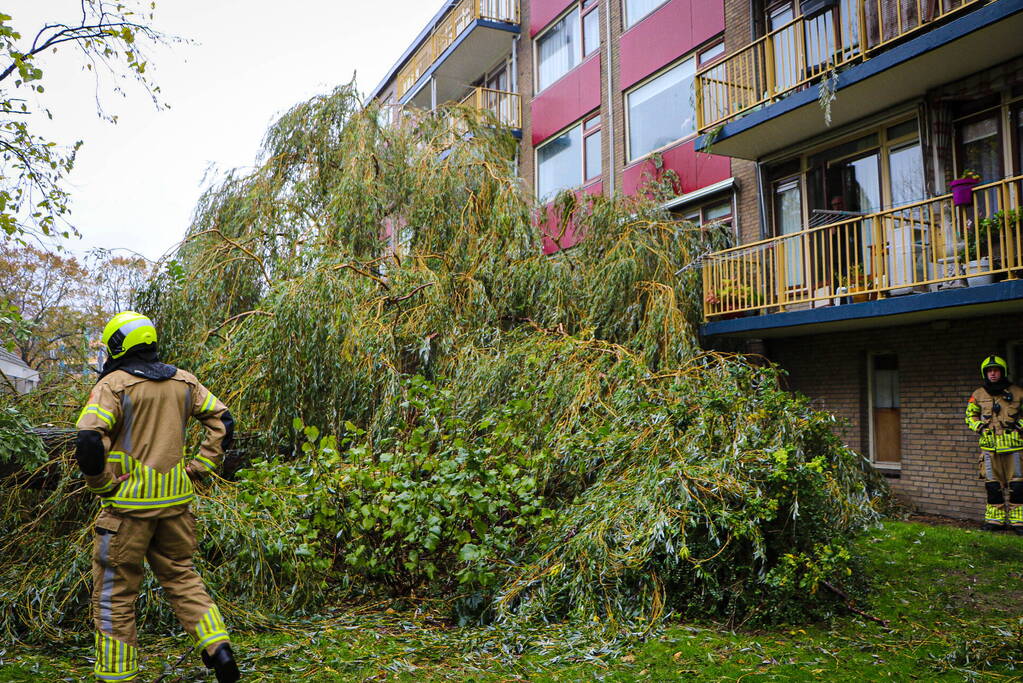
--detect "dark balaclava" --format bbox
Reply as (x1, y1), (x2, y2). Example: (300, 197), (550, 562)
(99, 343), (177, 381)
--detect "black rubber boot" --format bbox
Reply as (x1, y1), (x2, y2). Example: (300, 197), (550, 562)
(1013, 526), (1023, 536)
(981, 522), (1005, 532)
(201, 643), (240, 682)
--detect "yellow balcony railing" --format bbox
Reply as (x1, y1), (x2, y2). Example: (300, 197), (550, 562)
(396, 0), (520, 100)
(696, 0), (988, 132)
(702, 175), (1023, 319)
(460, 87), (521, 128)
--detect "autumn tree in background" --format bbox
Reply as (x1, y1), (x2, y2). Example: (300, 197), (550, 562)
(0, 1), (170, 243)
(0, 243), (99, 371)
(88, 249), (154, 315)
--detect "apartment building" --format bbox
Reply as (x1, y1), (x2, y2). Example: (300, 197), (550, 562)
(697, 0), (1023, 519)
(369, 0), (1023, 520)
(368, 0), (737, 252)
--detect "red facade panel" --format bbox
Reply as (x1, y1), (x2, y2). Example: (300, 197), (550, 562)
(619, 0), (724, 90)
(621, 140), (730, 197)
(531, 54), (601, 145)
(540, 181), (603, 254)
(531, 0), (575, 36)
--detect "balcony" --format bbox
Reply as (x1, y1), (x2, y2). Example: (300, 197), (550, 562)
(702, 175), (1023, 321)
(697, 0), (990, 132)
(694, 0), (1023, 159)
(460, 87), (522, 128)
(395, 0), (519, 108)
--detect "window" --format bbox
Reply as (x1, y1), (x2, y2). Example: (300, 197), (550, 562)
(958, 115), (1003, 183)
(624, 0), (667, 28)
(584, 115), (602, 181)
(626, 57), (696, 162)
(535, 2), (600, 92)
(698, 41), (725, 67)
(582, 0), (600, 57)
(678, 198), (733, 229)
(537, 115), (602, 201)
(536, 8), (580, 91)
(538, 125), (583, 201)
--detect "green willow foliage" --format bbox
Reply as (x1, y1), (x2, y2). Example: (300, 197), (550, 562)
(0, 83), (886, 644)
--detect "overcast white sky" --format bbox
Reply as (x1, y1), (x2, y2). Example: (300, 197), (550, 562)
(9, 0), (442, 262)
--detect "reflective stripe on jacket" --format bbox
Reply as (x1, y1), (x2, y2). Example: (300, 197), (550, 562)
(966, 384), (1023, 453)
(76, 368), (232, 516)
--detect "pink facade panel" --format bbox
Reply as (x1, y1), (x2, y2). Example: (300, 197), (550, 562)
(621, 140), (730, 197)
(531, 0), (575, 36)
(531, 54), (601, 145)
(619, 0), (724, 90)
(541, 181), (603, 254)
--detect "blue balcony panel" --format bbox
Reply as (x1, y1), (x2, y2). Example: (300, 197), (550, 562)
(700, 280), (1023, 339)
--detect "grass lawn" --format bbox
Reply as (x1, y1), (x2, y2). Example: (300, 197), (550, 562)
(3, 519), (1022, 681)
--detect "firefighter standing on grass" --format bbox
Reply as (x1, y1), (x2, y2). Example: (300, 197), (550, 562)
(965, 355), (1023, 534)
(75, 312), (241, 681)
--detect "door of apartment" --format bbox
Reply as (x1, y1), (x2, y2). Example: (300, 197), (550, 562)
(826, 150), (881, 285)
(766, 2), (797, 95)
(485, 66), (510, 124)
(774, 177), (805, 291)
(870, 353), (901, 466)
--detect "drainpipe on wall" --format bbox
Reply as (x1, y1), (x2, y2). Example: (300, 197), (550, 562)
(511, 36), (518, 93)
(604, 0), (615, 194)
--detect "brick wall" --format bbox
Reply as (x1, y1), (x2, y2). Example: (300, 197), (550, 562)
(722, 0), (761, 244)
(731, 158), (760, 243)
(764, 314), (1022, 520)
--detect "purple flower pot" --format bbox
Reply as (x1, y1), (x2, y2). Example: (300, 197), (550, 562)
(950, 177), (979, 206)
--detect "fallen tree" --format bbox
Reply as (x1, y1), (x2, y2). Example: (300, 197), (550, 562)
(0, 83), (887, 644)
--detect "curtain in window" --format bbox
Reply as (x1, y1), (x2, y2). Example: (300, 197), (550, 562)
(537, 9), (579, 91)
(537, 125), (582, 201)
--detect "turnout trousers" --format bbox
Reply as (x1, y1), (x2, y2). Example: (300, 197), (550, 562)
(980, 450), (1023, 528)
(91, 508), (230, 681)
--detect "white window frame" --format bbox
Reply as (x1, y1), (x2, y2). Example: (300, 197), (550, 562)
(622, 0), (669, 30)
(536, 114), (602, 201)
(624, 54), (698, 163)
(534, 2), (601, 95)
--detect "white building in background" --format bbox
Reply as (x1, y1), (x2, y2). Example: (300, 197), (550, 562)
(0, 349), (40, 394)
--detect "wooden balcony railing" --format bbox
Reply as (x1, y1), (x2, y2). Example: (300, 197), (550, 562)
(702, 175), (1023, 319)
(696, 0), (987, 132)
(396, 0), (520, 100)
(460, 87), (521, 128)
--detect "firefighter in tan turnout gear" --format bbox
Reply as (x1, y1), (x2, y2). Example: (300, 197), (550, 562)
(75, 312), (241, 681)
(965, 355), (1023, 534)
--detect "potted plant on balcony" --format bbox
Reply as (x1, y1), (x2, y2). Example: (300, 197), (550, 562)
(959, 207), (1019, 285)
(836, 264), (870, 303)
(950, 168), (982, 207)
(706, 278), (761, 318)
